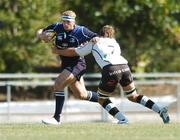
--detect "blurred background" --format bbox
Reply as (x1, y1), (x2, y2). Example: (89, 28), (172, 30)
(0, 0), (180, 123)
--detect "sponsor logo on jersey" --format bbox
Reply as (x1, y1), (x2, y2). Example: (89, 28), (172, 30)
(62, 43), (68, 47)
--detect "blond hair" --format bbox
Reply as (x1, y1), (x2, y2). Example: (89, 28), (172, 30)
(62, 10), (76, 18)
(99, 25), (115, 38)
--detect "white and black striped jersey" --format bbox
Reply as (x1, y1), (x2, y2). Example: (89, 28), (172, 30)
(75, 37), (128, 69)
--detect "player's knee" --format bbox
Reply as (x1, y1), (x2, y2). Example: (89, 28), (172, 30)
(124, 88), (139, 102)
(54, 80), (65, 91)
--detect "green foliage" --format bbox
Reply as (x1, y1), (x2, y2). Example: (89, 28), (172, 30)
(63, 0), (180, 72)
(0, 0), (179, 72)
(0, 0), (61, 72)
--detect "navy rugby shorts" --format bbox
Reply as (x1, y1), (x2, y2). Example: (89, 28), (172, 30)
(60, 58), (86, 81)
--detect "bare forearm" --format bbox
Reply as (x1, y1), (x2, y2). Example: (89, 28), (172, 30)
(52, 46), (79, 57)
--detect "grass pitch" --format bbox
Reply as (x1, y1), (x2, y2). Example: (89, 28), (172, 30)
(0, 122), (179, 140)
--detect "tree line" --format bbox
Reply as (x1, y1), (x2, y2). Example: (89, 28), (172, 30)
(0, 0), (179, 73)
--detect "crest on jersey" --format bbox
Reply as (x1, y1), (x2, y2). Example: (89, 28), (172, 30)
(69, 38), (76, 43)
(57, 36), (63, 40)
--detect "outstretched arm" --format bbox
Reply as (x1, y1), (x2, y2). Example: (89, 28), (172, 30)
(52, 41), (94, 57)
(51, 46), (78, 57)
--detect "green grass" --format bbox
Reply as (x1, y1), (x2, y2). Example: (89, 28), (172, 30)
(0, 122), (180, 140)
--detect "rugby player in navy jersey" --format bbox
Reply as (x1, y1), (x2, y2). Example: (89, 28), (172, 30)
(51, 25), (170, 124)
(37, 10), (100, 125)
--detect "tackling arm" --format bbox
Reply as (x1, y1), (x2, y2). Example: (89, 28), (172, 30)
(51, 46), (78, 57)
(52, 41), (94, 57)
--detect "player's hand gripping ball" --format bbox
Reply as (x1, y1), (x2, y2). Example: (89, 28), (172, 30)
(37, 29), (56, 43)
(44, 29), (56, 42)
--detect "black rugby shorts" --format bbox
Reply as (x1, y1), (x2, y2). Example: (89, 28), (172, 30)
(99, 64), (133, 93)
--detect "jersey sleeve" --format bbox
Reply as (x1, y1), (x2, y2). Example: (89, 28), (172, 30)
(43, 23), (58, 32)
(75, 42), (93, 56)
(82, 27), (97, 39)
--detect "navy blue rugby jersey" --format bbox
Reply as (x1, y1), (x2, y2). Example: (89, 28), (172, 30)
(43, 22), (97, 67)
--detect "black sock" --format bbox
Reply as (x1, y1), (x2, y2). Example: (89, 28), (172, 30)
(53, 91), (65, 122)
(101, 98), (126, 121)
(136, 95), (160, 113)
(87, 91), (98, 102)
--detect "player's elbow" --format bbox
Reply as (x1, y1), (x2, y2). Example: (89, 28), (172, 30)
(66, 49), (79, 57)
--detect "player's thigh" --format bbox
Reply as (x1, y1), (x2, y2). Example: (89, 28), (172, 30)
(69, 77), (88, 99)
(54, 69), (76, 90)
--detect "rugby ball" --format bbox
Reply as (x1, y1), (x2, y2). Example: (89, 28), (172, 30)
(45, 29), (56, 40)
